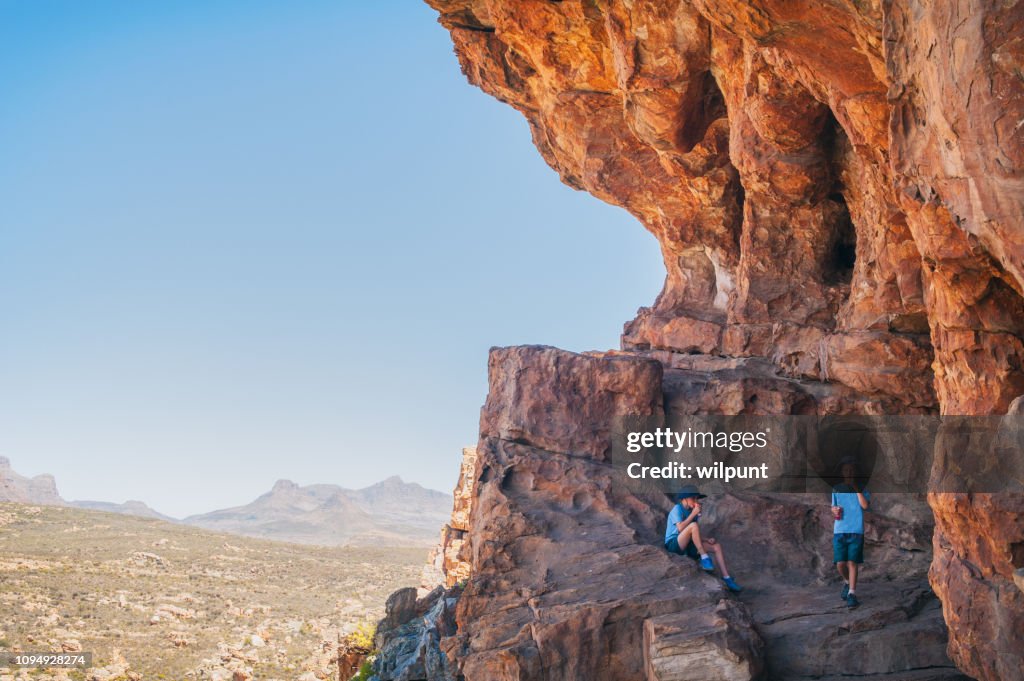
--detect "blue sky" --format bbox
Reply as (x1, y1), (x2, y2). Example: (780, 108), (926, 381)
(0, 0), (663, 517)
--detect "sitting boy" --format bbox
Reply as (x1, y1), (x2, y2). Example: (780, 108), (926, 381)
(664, 485), (742, 592)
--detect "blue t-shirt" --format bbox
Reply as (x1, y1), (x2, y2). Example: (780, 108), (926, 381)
(664, 503), (697, 544)
(832, 484), (870, 534)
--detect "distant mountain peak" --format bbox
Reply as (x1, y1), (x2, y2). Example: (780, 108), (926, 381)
(0, 458), (65, 506)
(271, 479), (300, 493)
(71, 498), (174, 522)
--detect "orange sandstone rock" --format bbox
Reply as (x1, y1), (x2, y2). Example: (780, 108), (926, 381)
(422, 1), (1024, 678)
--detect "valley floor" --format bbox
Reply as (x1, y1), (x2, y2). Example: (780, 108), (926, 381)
(0, 503), (427, 680)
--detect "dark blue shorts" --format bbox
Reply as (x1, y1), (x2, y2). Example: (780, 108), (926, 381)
(833, 533), (864, 564)
(666, 536), (700, 560)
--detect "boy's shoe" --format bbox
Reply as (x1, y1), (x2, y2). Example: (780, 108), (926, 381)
(841, 583), (849, 600)
(722, 576), (743, 593)
(699, 555), (715, 572)
(845, 593), (859, 608)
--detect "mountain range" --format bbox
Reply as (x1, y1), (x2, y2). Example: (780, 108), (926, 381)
(0, 456), (449, 547)
(183, 476), (450, 546)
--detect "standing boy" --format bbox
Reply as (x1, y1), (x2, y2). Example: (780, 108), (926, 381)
(831, 456), (870, 607)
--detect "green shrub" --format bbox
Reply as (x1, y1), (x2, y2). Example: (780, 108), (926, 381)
(351, 658), (374, 681)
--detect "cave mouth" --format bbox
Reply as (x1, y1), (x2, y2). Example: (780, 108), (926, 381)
(813, 419), (878, 489)
(1011, 541), (1024, 570)
(677, 70), (727, 152)
(824, 191), (856, 286)
(819, 113), (857, 288)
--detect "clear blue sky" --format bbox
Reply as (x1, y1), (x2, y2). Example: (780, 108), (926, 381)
(0, 0), (663, 517)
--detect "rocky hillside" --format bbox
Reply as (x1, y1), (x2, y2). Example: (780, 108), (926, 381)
(366, 1), (1024, 680)
(185, 477), (450, 547)
(0, 458), (172, 520)
(71, 499), (175, 521)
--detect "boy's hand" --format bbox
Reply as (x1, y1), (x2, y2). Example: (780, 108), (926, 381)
(691, 502), (702, 516)
(831, 505), (842, 515)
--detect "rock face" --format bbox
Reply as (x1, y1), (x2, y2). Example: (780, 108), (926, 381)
(644, 601), (763, 681)
(441, 347), (763, 681)
(374, 586), (462, 681)
(377, 347), (970, 680)
(421, 2), (1024, 679)
(422, 448), (479, 591)
(0, 456), (65, 506)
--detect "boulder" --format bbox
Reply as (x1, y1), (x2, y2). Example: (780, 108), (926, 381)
(480, 346), (663, 461)
(643, 600), (763, 681)
(373, 586), (460, 681)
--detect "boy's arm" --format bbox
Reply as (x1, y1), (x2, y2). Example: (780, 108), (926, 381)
(668, 506), (685, 533)
(857, 490), (870, 510)
(675, 505), (700, 532)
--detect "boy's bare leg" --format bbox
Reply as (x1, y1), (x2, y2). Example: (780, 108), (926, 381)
(837, 561), (849, 584)
(706, 539), (730, 577)
(848, 562), (858, 593)
(677, 523), (706, 555)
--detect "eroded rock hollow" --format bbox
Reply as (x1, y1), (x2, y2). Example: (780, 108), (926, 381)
(375, 2), (1024, 680)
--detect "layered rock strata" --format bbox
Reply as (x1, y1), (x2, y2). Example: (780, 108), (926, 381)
(422, 447), (478, 591)
(417, 2), (1024, 679)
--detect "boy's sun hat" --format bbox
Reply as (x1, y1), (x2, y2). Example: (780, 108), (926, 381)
(674, 485), (707, 501)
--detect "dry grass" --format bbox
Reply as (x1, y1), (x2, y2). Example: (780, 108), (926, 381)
(0, 503), (427, 680)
